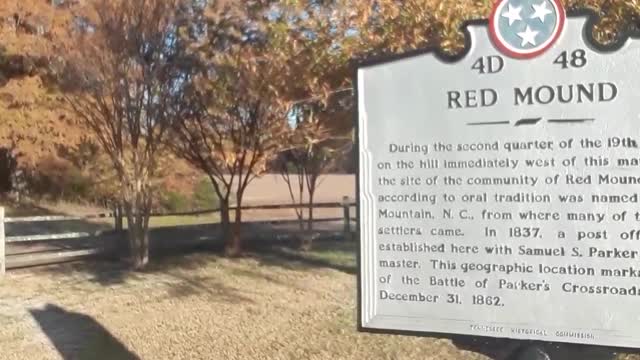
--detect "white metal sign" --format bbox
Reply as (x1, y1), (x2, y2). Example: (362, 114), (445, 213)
(357, 4), (640, 348)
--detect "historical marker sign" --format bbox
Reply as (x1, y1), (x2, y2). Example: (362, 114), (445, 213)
(357, 2), (640, 349)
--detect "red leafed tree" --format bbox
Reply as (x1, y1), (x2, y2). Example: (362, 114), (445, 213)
(59, 0), (183, 268)
(171, 42), (289, 256)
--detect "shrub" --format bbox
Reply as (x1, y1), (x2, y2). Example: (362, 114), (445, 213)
(65, 169), (93, 201)
(23, 156), (96, 202)
(0, 147), (18, 193)
(192, 178), (220, 210)
(159, 191), (191, 213)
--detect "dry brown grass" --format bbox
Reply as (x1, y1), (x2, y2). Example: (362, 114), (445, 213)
(0, 242), (638, 360)
(0, 249), (486, 360)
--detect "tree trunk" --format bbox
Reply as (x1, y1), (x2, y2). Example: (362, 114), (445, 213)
(300, 190), (316, 251)
(219, 198), (231, 249)
(296, 187), (304, 231)
(307, 190), (315, 232)
(131, 221), (149, 269)
(140, 213), (150, 267)
(226, 195), (243, 257)
(114, 203), (124, 231)
(124, 200), (149, 270)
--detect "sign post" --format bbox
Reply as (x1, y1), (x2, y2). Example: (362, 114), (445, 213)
(0, 207), (4, 276)
(356, 1), (640, 358)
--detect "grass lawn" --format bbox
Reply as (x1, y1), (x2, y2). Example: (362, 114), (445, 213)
(0, 239), (636, 360)
(0, 198), (636, 359)
(128, 213), (220, 229)
(262, 239), (357, 272)
(293, 240), (357, 268)
(0, 240), (483, 360)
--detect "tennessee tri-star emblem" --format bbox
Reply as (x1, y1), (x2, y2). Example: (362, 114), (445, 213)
(489, 0), (565, 59)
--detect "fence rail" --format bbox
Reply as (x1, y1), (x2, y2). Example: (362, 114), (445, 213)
(4, 201), (357, 223)
(5, 214), (114, 223)
(6, 231), (115, 243)
(0, 197), (357, 274)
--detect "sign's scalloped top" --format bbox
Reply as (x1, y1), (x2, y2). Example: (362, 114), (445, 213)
(357, 10), (640, 69)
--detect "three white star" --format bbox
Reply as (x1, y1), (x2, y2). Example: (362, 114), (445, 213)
(501, 4), (522, 26)
(530, 1), (553, 23)
(517, 25), (539, 46)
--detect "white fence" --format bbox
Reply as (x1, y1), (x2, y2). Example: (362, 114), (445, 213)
(0, 196), (356, 274)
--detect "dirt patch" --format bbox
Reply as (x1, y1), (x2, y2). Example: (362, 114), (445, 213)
(241, 174), (354, 205)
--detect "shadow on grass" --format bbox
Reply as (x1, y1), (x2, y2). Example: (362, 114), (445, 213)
(37, 246), (254, 304)
(4, 201), (113, 266)
(451, 336), (618, 360)
(163, 272), (254, 303)
(248, 238), (357, 275)
(36, 222), (355, 284)
(5, 202), (111, 238)
(225, 266), (296, 288)
(35, 225), (221, 286)
(29, 304), (140, 360)
(39, 248), (215, 285)
(31, 223), (355, 306)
